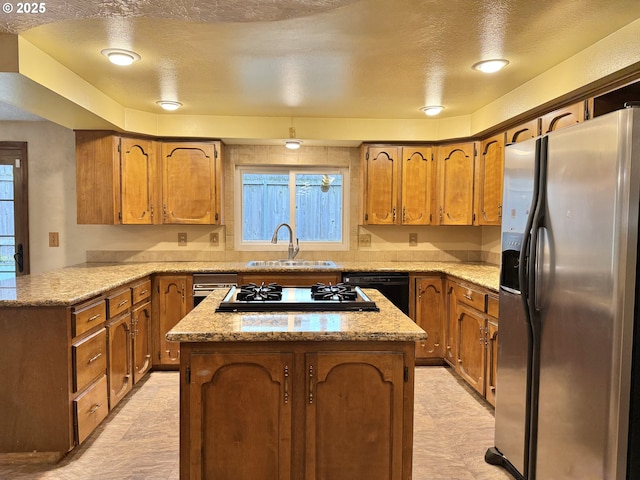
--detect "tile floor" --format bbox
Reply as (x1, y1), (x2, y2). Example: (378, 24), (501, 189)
(0, 366), (512, 479)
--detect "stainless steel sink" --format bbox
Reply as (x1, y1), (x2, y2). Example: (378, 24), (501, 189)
(246, 260), (337, 267)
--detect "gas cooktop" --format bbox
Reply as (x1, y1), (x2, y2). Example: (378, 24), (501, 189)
(215, 283), (379, 312)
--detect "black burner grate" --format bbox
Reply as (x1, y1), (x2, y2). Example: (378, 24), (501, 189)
(310, 282), (357, 301)
(236, 283), (283, 301)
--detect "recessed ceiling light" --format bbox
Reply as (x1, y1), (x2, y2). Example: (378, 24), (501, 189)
(472, 59), (509, 73)
(420, 106), (444, 116)
(285, 140), (302, 150)
(156, 101), (183, 111)
(100, 48), (141, 66)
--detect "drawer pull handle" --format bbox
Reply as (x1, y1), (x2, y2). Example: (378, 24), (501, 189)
(88, 313), (101, 322)
(309, 365), (314, 404)
(88, 352), (103, 364)
(139, 290), (148, 295)
(117, 299), (129, 307)
(88, 403), (102, 414)
(463, 294), (473, 301)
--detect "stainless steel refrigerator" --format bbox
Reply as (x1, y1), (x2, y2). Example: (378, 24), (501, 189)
(485, 107), (640, 479)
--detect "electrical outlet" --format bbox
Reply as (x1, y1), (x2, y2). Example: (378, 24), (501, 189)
(409, 233), (418, 246)
(210, 232), (219, 246)
(49, 232), (59, 247)
(359, 234), (371, 247)
(178, 232), (187, 246)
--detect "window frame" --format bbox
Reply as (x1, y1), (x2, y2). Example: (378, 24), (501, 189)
(234, 165), (350, 252)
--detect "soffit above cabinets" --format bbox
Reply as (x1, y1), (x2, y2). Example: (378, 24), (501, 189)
(1, 0), (639, 123)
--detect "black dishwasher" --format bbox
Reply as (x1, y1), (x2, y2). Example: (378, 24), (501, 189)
(341, 272), (409, 315)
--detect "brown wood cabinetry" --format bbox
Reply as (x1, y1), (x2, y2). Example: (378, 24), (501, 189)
(401, 146), (434, 225)
(106, 311), (133, 409)
(362, 145), (398, 225)
(76, 133), (224, 225)
(76, 132), (160, 225)
(436, 142), (476, 225)
(540, 101), (588, 134)
(153, 274), (193, 367)
(413, 275), (445, 363)
(506, 119), (539, 144)
(238, 272), (341, 286)
(445, 279), (499, 403)
(474, 134), (504, 226)
(161, 142), (223, 225)
(131, 279), (152, 384)
(485, 293), (499, 406)
(181, 341), (413, 480)
(362, 145), (434, 225)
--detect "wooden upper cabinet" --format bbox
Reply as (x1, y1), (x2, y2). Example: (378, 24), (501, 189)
(362, 145), (433, 225)
(540, 101), (588, 134)
(506, 119), (539, 144)
(162, 142), (223, 225)
(363, 146), (399, 225)
(401, 147), (433, 225)
(120, 137), (158, 225)
(436, 142), (476, 225)
(474, 134), (504, 226)
(76, 131), (121, 224)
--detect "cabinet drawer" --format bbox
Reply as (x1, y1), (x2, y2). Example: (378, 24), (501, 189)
(73, 328), (107, 393)
(487, 294), (499, 319)
(452, 283), (486, 311)
(107, 289), (131, 318)
(74, 374), (108, 444)
(72, 300), (106, 338)
(132, 279), (151, 304)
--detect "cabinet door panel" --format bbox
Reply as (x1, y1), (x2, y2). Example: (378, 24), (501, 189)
(155, 275), (193, 366)
(189, 353), (293, 480)
(415, 277), (444, 359)
(540, 101), (586, 134)
(401, 147), (433, 225)
(437, 143), (475, 225)
(364, 147), (399, 224)
(120, 138), (157, 225)
(132, 301), (152, 383)
(106, 313), (132, 409)
(162, 143), (219, 224)
(506, 119), (539, 144)
(485, 321), (498, 406)
(475, 134), (504, 226)
(305, 352), (404, 480)
(456, 304), (486, 395)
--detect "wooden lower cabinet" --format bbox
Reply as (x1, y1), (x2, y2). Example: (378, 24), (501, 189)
(445, 279), (499, 404)
(106, 312), (133, 409)
(181, 342), (415, 480)
(413, 275), (445, 363)
(455, 303), (486, 395)
(131, 300), (152, 383)
(153, 274), (193, 367)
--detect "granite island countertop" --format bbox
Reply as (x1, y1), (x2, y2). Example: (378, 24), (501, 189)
(0, 261), (499, 307)
(166, 289), (427, 343)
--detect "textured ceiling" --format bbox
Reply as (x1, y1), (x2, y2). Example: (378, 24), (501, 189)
(1, 0), (640, 120)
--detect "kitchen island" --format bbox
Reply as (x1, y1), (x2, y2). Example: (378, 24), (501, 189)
(167, 288), (426, 480)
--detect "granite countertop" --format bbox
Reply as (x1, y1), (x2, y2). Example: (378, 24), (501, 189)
(166, 289), (427, 343)
(0, 260), (500, 307)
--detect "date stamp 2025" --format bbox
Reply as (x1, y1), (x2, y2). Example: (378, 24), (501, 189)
(2, 2), (46, 14)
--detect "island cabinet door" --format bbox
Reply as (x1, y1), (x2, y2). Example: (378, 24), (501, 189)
(187, 352), (293, 480)
(305, 352), (405, 480)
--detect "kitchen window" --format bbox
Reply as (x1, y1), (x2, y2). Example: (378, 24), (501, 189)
(235, 166), (349, 251)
